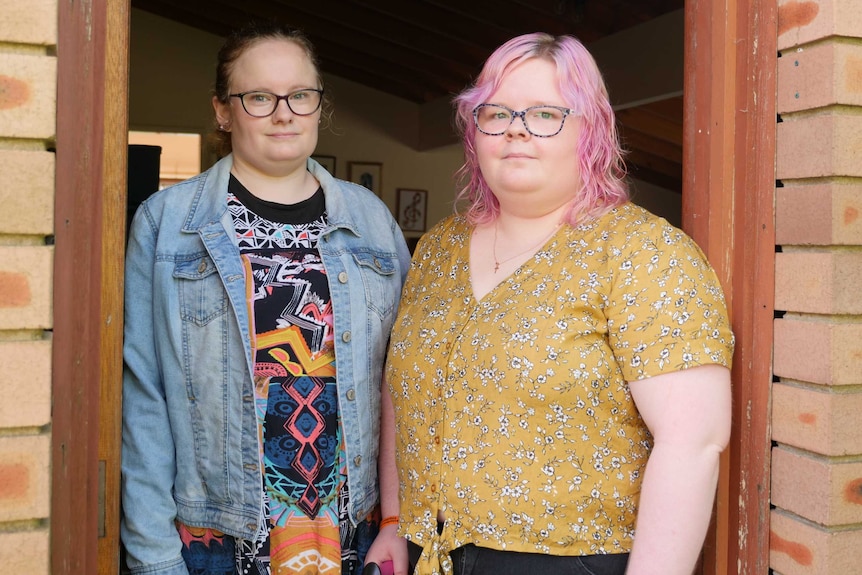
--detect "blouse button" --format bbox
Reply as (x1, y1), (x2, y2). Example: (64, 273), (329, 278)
(342, 331), (352, 343)
(430, 484), (437, 493)
(197, 260), (207, 273)
(434, 437), (440, 445)
(346, 389), (356, 401)
(338, 271), (348, 283)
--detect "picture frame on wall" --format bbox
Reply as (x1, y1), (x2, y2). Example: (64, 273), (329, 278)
(348, 161), (383, 196)
(311, 154), (336, 175)
(396, 188), (428, 233)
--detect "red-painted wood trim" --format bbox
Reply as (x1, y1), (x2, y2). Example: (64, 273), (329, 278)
(97, 3), (131, 574)
(684, 1), (776, 574)
(53, 1), (124, 574)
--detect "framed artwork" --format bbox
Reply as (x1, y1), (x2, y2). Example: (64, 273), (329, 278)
(348, 161), (383, 196)
(396, 188), (428, 232)
(311, 154), (336, 175)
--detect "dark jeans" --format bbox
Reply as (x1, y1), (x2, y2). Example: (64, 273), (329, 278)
(407, 541), (629, 575)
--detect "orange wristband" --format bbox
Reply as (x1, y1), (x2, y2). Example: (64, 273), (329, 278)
(380, 515), (399, 529)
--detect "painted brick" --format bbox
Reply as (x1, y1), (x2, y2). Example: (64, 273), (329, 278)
(0, 150), (54, 235)
(773, 318), (862, 385)
(776, 112), (862, 179)
(0, 246), (52, 330)
(0, 0), (57, 46)
(0, 529), (49, 575)
(773, 382), (862, 456)
(772, 446), (862, 525)
(776, 183), (862, 245)
(0, 434), (50, 521)
(0, 340), (51, 428)
(778, 41), (862, 113)
(778, 0), (862, 50)
(0, 53), (56, 140)
(775, 251), (862, 314)
(770, 508), (862, 574)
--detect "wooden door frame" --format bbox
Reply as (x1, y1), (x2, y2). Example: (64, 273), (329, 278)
(52, 1), (129, 574)
(684, 1), (776, 573)
(51, 1), (775, 573)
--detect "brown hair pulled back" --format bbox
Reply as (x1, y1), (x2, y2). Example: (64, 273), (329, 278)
(211, 20), (332, 157)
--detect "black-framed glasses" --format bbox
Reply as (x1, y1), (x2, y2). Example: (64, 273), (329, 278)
(229, 88), (324, 118)
(472, 103), (575, 137)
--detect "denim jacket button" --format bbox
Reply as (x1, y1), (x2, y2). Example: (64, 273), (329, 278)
(346, 389), (356, 401)
(338, 271), (348, 283)
(342, 331), (351, 342)
(197, 260), (207, 273)
(353, 455), (362, 466)
(373, 257), (381, 269)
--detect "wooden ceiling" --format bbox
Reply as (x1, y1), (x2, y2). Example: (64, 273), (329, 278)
(131, 0), (684, 192)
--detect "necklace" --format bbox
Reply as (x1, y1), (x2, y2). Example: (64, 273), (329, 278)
(492, 220), (562, 273)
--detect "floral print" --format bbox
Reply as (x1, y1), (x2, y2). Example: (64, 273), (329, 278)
(385, 203), (734, 575)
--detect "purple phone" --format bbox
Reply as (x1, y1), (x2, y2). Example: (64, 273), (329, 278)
(379, 560), (394, 575)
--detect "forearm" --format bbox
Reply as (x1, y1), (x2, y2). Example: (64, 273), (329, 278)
(365, 379), (409, 573)
(625, 442), (723, 575)
(378, 378), (400, 519)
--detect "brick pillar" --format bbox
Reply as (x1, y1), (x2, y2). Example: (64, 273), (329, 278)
(0, 1), (57, 574)
(772, 1), (862, 573)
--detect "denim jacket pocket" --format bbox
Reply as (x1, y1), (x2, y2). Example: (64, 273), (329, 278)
(174, 253), (229, 326)
(352, 251), (398, 318)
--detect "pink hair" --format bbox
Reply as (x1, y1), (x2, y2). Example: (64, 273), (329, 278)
(453, 33), (629, 225)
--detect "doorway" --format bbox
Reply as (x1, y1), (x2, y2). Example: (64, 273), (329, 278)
(50, 2), (775, 573)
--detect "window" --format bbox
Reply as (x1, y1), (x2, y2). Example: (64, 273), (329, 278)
(128, 131), (201, 189)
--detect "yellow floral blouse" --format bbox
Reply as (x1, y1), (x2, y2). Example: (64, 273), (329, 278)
(385, 203), (734, 575)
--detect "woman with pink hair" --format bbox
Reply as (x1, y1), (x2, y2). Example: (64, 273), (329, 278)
(366, 33), (734, 575)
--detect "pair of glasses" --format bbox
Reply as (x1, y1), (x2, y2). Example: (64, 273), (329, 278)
(229, 88), (324, 118)
(472, 103), (575, 137)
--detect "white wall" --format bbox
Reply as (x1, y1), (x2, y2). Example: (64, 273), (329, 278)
(129, 8), (683, 235)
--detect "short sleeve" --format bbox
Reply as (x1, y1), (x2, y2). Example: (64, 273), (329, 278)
(604, 214), (734, 381)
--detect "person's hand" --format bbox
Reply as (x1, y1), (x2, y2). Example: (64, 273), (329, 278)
(364, 523), (409, 575)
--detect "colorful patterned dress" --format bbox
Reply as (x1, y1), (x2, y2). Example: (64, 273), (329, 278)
(178, 176), (377, 575)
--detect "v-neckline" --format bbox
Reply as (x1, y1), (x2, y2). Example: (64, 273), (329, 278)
(468, 223), (563, 303)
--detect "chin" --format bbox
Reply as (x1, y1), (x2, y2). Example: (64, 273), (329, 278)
(494, 178), (544, 195)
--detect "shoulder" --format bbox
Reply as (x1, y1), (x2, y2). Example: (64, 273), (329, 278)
(139, 168), (213, 218)
(416, 215), (468, 252)
(323, 177), (394, 222)
(590, 203), (706, 261)
(329, 176), (381, 200)
(595, 202), (676, 237)
(426, 214), (468, 241)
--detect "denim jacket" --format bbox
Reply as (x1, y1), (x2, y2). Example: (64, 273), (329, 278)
(121, 155), (411, 575)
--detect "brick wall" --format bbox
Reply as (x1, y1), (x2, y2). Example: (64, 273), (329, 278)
(772, 0), (862, 573)
(0, 1), (57, 574)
